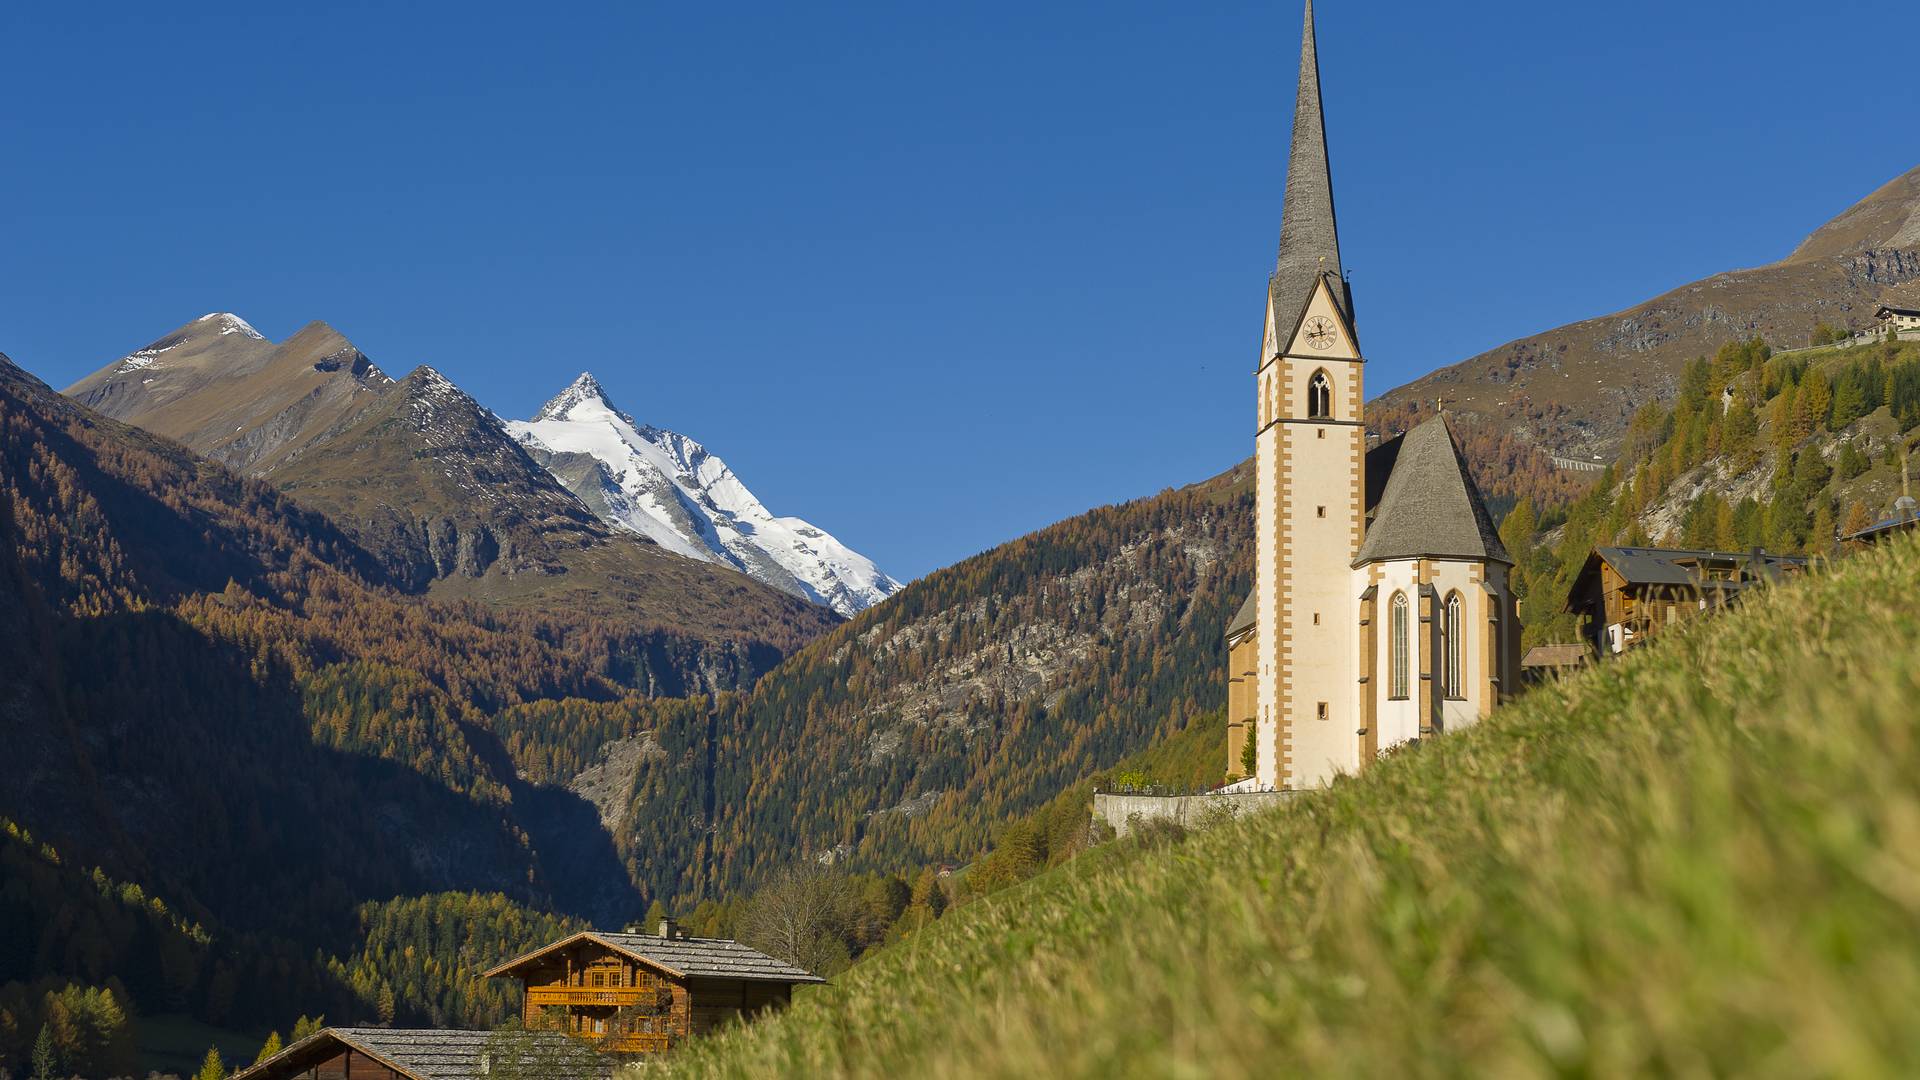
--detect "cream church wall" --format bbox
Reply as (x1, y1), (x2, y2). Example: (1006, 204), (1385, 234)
(1278, 413), (1361, 789)
(1360, 558), (1506, 758)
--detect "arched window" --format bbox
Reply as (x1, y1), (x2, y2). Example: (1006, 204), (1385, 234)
(1443, 592), (1464, 698)
(1389, 591), (1409, 699)
(1307, 370), (1333, 419)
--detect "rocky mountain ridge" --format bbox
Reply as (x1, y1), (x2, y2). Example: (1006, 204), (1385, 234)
(63, 317), (841, 662)
(1375, 163), (1920, 459)
(507, 373), (901, 615)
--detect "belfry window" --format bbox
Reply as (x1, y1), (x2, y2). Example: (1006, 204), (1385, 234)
(1443, 592), (1464, 698)
(1307, 371), (1333, 419)
(1389, 592), (1410, 699)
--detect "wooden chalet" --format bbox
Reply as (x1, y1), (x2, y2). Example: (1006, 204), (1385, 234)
(1875, 304), (1920, 335)
(229, 1027), (610, 1080)
(1569, 546), (1807, 657)
(481, 921), (825, 1056)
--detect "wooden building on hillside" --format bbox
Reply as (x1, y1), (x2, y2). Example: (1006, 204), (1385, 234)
(1570, 546), (1807, 657)
(1875, 304), (1920, 335)
(230, 1027), (611, 1080)
(481, 921), (824, 1056)
(1844, 494), (1920, 546)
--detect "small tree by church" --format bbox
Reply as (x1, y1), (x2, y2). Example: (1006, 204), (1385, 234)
(1239, 724), (1257, 781)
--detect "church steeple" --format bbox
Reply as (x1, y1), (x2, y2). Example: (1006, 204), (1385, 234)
(1271, 0), (1350, 338)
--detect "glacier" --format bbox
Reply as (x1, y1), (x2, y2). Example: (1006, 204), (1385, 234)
(506, 373), (901, 616)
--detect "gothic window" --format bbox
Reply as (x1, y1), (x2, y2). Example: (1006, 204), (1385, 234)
(1443, 592), (1464, 698)
(1389, 591), (1409, 699)
(1308, 370), (1333, 419)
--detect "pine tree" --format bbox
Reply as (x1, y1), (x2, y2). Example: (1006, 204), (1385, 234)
(291, 1015), (323, 1043)
(254, 1031), (283, 1065)
(1801, 370), (1832, 430)
(31, 1023), (56, 1080)
(1770, 386), (1798, 448)
(377, 984), (397, 1026)
(1720, 397), (1758, 471)
(193, 1046), (227, 1080)
(642, 899), (669, 933)
(1810, 503), (1836, 558)
(1720, 495), (1751, 545)
(1842, 500), (1873, 544)
(909, 868), (946, 919)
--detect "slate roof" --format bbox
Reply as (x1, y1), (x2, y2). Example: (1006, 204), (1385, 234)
(1353, 415), (1511, 567)
(1271, 0), (1352, 340)
(1844, 499), (1920, 543)
(232, 1027), (611, 1080)
(1225, 592), (1257, 641)
(1588, 546), (1807, 588)
(485, 931), (826, 984)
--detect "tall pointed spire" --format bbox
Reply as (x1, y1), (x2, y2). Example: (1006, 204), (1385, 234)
(1271, 0), (1346, 327)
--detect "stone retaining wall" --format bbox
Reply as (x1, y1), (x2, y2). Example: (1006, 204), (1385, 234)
(1092, 790), (1298, 837)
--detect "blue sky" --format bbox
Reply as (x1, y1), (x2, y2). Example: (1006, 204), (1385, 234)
(2, 1), (1913, 582)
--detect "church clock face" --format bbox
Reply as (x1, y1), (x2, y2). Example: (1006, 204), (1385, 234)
(1303, 316), (1337, 350)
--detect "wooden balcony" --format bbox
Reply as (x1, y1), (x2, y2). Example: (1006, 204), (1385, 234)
(525, 985), (652, 1007)
(598, 1032), (672, 1055)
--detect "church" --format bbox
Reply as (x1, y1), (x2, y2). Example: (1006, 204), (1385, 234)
(1222, 1), (1520, 791)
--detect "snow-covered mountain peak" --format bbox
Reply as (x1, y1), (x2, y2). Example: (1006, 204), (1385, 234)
(507, 375), (901, 616)
(195, 312), (266, 340)
(535, 371), (626, 424)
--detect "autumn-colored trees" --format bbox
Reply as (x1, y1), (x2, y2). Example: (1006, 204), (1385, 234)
(1499, 338), (1920, 648)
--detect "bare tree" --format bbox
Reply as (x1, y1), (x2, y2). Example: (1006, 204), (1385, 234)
(480, 1022), (604, 1080)
(736, 863), (854, 977)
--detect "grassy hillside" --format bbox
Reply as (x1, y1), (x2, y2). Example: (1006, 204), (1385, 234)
(659, 532), (1920, 1077)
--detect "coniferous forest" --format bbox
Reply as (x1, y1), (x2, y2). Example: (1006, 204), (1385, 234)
(12, 299), (1920, 1080)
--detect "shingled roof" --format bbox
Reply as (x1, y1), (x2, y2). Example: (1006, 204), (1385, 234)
(1225, 592), (1256, 641)
(231, 1027), (611, 1080)
(1581, 546), (1807, 588)
(1353, 414), (1510, 567)
(484, 931), (826, 984)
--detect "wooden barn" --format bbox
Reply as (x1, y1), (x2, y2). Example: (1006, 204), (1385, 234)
(1569, 546), (1806, 656)
(481, 921), (825, 1055)
(228, 1027), (610, 1080)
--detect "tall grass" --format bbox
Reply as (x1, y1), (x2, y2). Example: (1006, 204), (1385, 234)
(657, 535), (1920, 1077)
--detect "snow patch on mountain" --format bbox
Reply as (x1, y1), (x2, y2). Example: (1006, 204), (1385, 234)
(507, 372), (902, 616)
(117, 342), (181, 372)
(196, 312), (266, 340)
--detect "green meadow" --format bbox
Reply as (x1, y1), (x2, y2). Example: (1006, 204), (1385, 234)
(656, 533), (1920, 1077)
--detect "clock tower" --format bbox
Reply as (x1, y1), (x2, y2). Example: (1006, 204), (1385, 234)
(1251, 0), (1364, 790)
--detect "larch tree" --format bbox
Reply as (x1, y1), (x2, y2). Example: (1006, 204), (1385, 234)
(254, 1031), (283, 1065)
(30, 1025), (56, 1080)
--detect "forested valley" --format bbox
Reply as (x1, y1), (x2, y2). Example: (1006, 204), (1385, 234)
(17, 326), (1916, 1077)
